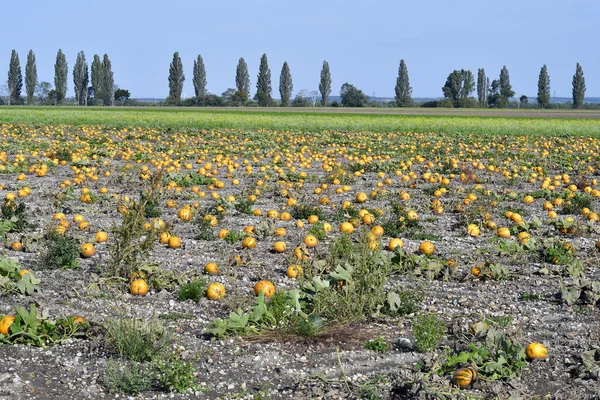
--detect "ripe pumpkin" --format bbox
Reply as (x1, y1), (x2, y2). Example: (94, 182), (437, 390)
(340, 222), (354, 234)
(254, 280), (276, 297)
(273, 241), (287, 253)
(356, 192), (368, 203)
(0, 315), (16, 335)
(95, 231), (108, 243)
(452, 367), (477, 389)
(388, 238), (404, 251)
(242, 236), (257, 249)
(204, 263), (219, 275)
(178, 207), (193, 222)
(274, 227), (287, 237)
(81, 243), (95, 258)
(419, 241), (435, 255)
(130, 279), (149, 295)
(304, 235), (318, 248)
(466, 224), (480, 237)
(207, 283), (226, 300)
(497, 227), (511, 239)
(286, 265), (303, 279)
(10, 241), (23, 251)
(168, 236), (182, 249)
(525, 342), (548, 360)
(71, 315), (86, 324)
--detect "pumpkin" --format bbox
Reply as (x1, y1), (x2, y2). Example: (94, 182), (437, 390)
(525, 342), (548, 360)
(355, 192), (368, 203)
(242, 236), (257, 249)
(95, 231), (108, 243)
(168, 236), (182, 248)
(204, 263), (219, 275)
(207, 283), (226, 300)
(497, 227), (511, 239)
(273, 241), (287, 253)
(451, 367), (477, 389)
(130, 279), (149, 295)
(81, 243), (95, 258)
(286, 265), (303, 279)
(254, 280), (276, 297)
(419, 241), (435, 255)
(0, 315), (16, 335)
(18, 269), (31, 277)
(340, 222), (354, 234)
(178, 207), (193, 221)
(304, 235), (318, 248)
(388, 238), (404, 251)
(10, 241), (23, 251)
(466, 224), (480, 237)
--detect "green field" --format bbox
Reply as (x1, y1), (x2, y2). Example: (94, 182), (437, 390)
(0, 107), (599, 136)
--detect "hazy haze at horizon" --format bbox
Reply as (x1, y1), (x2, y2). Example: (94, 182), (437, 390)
(2, 0), (598, 99)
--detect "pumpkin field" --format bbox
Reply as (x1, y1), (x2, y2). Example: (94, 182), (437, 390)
(0, 109), (600, 399)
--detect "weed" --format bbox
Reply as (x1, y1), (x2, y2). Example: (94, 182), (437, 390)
(386, 289), (423, 316)
(140, 190), (162, 218)
(292, 204), (325, 221)
(308, 221), (327, 240)
(224, 230), (247, 244)
(194, 218), (216, 241)
(43, 231), (80, 270)
(1, 200), (31, 232)
(104, 315), (172, 362)
(413, 314), (445, 353)
(153, 351), (201, 393)
(365, 337), (390, 353)
(105, 197), (157, 280)
(104, 360), (153, 395)
(178, 280), (207, 303)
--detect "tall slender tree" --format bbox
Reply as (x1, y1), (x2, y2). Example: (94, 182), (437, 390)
(54, 49), (68, 104)
(25, 50), (37, 105)
(394, 59), (412, 107)
(235, 57), (250, 99)
(442, 69), (474, 107)
(279, 62), (293, 106)
(90, 54), (103, 105)
(572, 63), (586, 109)
(192, 55), (207, 105)
(101, 54), (115, 106)
(168, 52), (185, 104)
(477, 68), (487, 107)
(536, 65), (550, 108)
(498, 66), (515, 108)
(7, 50), (22, 105)
(319, 61), (331, 106)
(73, 51), (89, 106)
(255, 53), (271, 106)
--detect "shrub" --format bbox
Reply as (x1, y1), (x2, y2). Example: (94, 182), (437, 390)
(413, 314), (445, 353)
(43, 232), (80, 270)
(104, 315), (171, 362)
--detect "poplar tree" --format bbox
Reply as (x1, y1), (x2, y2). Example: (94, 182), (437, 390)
(255, 53), (271, 106)
(572, 63), (586, 109)
(319, 61), (331, 106)
(394, 59), (412, 107)
(7, 50), (22, 105)
(279, 62), (293, 106)
(193, 55), (207, 105)
(101, 54), (115, 106)
(536, 65), (550, 108)
(235, 57), (250, 99)
(54, 49), (68, 103)
(168, 52), (185, 104)
(73, 51), (89, 106)
(498, 66), (515, 108)
(477, 68), (487, 107)
(25, 50), (37, 105)
(90, 55), (103, 105)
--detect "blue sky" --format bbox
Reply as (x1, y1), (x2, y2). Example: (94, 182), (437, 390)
(2, 0), (598, 99)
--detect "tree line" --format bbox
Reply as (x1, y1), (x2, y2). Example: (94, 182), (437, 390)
(3, 49), (593, 109)
(3, 49), (129, 106)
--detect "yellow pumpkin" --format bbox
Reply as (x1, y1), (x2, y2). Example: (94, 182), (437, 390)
(207, 283), (226, 300)
(525, 342), (548, 360)
(254, 280), (276, 297)
(130, 279), (149, 295)
(0, 315), (16, 335)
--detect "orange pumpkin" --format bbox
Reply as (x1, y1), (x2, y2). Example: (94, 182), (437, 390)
(286, 265), (303, 279)
(204, 263), (219, 275)
(254, 280), (276, 297)
(0, 315), (16, 335)
(207, 283), (226, 300)
(273, 241), (287, 253)
(452, 367), (477, 389)
(81, 243), (95, 258)
(168, 236), (182, 248)
(242, 236), (257, 249)
(304, 235), (318, 248)
(130, 279), (149, 295)
(419, 241), (435, 255)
